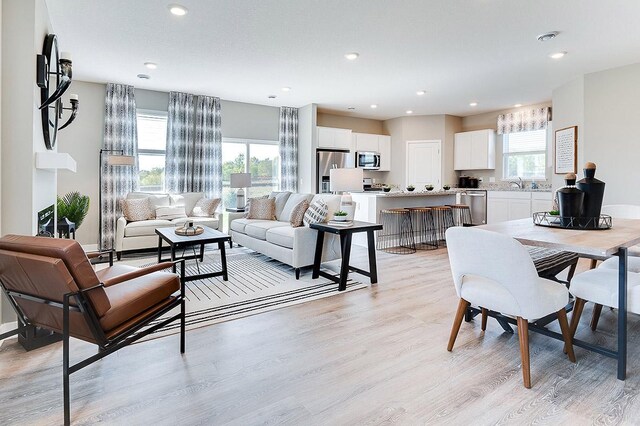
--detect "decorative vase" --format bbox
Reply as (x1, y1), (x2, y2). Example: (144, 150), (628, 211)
(333, 215), (347, 222)
(557, 173), (584, 228)
(576, 162), (605, 228)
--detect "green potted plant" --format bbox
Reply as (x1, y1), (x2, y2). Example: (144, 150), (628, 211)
(57, 191), (90, 232)
(424, 184), (434, 191)
(443, 184), (451, 190)
(333, 210), (348, 222)
(382, 184), (392, 193)
(406, 184), (415, 192)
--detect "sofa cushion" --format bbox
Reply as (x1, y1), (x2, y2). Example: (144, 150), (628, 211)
(99, 265), (180, 332)
(281, 193), (314, 222)
(191, 197), (221, 217)
(171, 192), (205, 215)
(269, 191), (292, 220)
(265, 226), (296, 249)
(230, 218), (254, 234)
(122, 198), (154, 222)
(171, 216), (219, 229)
(247, 198), (276, 220)
(124, 219), (172, 237)
(244, 221), (290, 240)
(155, 205), (188, 220)
(310, 194), (342, 219)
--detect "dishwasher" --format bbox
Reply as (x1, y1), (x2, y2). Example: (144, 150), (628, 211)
(456, 190), (487, 225)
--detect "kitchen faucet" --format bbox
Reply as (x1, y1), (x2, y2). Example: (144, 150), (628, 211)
(509, 177), (524, 189)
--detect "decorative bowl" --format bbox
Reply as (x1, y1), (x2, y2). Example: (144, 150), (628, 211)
(333, 215), (347, 222)
(383, 187), (391, 192)
(425, 185), (434, 191)
(406, 187), (415, 192)
(443, 185), (451, 190)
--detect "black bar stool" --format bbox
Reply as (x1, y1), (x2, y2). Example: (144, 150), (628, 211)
(447, 204), (473, 227)
(406, 207), (438, 250)
(432, 206), (455, 244)
(377, 208), (416, 254)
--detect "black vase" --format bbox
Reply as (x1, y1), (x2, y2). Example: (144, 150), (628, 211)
(558, 176), (583, 228)
(577, 167), (605, 228)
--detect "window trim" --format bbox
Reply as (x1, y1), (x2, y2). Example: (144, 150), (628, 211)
(501, 129), (548, 181)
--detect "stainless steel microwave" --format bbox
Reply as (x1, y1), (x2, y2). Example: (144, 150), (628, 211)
(356, 151), (380, 170)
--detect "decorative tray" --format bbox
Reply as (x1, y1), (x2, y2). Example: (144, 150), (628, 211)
(175, 225), (205, 236)
(533, 212), (612, 230)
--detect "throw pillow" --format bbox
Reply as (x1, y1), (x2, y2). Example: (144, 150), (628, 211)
(244, 195), (268, 217)
(155, 206), (188, 220)
(269, 191), (292, 220)
(303, 199), (328, 226)
(191, 197), (221, 217)
(247, 198), (276, 220)
(122, 198), (154, 222)
(290, 200), (310, 228)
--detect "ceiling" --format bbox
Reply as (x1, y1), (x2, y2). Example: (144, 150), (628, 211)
(46, 0), (640, 120)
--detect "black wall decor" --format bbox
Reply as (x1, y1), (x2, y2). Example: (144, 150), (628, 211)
(37, 33), (78, 150)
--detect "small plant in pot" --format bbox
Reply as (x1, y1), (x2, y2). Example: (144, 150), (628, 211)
(443, 184), (451, 190)
(424, 184), (434, 191)
(333, 210), (348, 222)
(406, 184), (415, 192)
(382, 185), (392, 192)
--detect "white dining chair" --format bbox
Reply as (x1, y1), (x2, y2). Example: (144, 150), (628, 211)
(445, 227), (576, 388)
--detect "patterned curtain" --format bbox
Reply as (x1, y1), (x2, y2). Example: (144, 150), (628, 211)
(497, 107), (551, 135)
(165, 92), (195, 193)
(279, 106), (298, 191)
(101, 83), (139, 249)
(193, 95), (222, 197)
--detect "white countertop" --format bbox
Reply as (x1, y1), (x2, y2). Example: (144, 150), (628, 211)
(352, 190), (460, 197)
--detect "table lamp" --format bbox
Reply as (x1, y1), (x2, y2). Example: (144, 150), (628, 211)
(330, 168), (363, 220)
(230, 172), (252, 209)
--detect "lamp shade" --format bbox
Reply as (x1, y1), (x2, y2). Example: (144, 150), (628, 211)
(230, 172), (252, 188)
(106, 154), (136, 166)
(330, 168), (363, 192)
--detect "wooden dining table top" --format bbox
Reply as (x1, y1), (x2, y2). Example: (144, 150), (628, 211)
(478, 218), (640, 259)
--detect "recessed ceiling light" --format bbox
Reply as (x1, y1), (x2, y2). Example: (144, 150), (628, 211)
(537, 31), (559, 42)
(347, 107), (355, 110)
(406, 110), (413, 114)
(344, 52), (359, 61)
(416, 90), (426, 96)
(137, 74), (150, 79)
(469, 102), (478, 107)
(268, 95), (277, 99)
(168, 4), (188, 16)
(370, 104), (378, 109)
(549, 51), (567, 59)
(144, 62), (157, 70)
(281, 87), (291, 92)
(514, 103), (522, 107)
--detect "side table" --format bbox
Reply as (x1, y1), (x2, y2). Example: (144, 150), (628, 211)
(310, 221), (383, 291)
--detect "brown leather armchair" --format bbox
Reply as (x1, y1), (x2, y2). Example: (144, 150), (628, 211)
(0, 235), (186, 426)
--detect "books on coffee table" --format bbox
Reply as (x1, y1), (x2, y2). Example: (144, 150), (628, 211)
(327, 220), (353, 227)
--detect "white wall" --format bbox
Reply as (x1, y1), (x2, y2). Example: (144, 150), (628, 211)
(551, 77), (584, 190)
(297, 103), (316, 193)
(1, 0), (55, 323)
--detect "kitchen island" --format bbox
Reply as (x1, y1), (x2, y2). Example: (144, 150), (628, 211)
(351, 190), (460, 247)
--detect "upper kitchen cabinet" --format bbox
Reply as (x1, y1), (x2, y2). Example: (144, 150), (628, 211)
(317, 126), (352, 150)
(352, 132), (391, 171)
(353, 133), (379, 152)
(454, 129), (496, 170)
(378, 135), (391, 171)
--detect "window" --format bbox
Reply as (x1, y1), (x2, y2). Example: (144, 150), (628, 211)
(136, 110), (168, 192)
(503, 129), (546, 180)
(222, 138), (280, 207)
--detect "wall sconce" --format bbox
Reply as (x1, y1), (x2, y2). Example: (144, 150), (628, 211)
(36, 34), (77, 150)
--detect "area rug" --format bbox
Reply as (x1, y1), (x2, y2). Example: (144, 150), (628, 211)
(119, 248), (367, 339)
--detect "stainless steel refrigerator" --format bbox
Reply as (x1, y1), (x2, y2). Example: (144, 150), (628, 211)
(316, 149), (353, 193)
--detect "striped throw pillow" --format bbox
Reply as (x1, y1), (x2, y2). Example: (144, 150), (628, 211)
(303, 200), (328, 226)
(290, 200), (310, 228)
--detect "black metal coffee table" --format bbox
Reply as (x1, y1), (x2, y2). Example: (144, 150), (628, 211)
(155, 225), (231, 282)
(310, 221), (383, 291)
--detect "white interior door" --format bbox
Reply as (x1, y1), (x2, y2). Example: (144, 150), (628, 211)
(406, 140), (441, 189)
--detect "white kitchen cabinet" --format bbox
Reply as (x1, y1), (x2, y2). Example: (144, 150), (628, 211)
(454, 129), (496, 170)
(317, 126), (352, 150)
(531, 191), (554, 213)
(487, 198), (510, 224)
(378, 135), (391, 171)
(353, 133), (379, 152)
(487, 191), (534, 223)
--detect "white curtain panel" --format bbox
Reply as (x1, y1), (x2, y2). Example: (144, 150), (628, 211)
(101, 83), (139, 249)
(279, 106), (299, 191)
(165, 91), (195, 193)
(193, 95), (222, 197)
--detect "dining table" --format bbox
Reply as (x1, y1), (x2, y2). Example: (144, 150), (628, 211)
(478, 217), (640, 380)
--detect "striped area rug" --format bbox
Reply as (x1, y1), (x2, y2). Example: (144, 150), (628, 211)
(120, 248), (367, 339)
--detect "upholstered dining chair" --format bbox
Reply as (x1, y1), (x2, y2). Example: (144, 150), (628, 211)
(445, 227), (576, 388)
(0, 235), (186, 426)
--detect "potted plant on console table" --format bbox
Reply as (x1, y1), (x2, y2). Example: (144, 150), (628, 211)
(333, 211), (348, 222)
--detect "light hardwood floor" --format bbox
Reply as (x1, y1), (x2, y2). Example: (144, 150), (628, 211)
(1, 247), (640, 425)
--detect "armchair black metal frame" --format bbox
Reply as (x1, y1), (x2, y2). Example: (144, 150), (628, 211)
(0, 259), (186, 426)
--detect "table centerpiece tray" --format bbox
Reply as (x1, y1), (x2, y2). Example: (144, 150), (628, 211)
(532, 212), (612, 230)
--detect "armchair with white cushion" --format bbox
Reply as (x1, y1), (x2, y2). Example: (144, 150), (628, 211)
(445, 227), (575, 388)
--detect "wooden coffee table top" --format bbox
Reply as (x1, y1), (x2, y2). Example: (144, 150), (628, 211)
(155, 225), (230, 245)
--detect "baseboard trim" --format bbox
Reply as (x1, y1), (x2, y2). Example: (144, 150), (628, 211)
(0, 321), (18, 345)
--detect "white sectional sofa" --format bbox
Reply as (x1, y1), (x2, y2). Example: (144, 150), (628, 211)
(230, 192), (343, 278)
(115, 192), (220, 260)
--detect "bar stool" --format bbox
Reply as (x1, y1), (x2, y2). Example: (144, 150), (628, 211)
(447, 204), (473, 227)
(406, 207), (438, 250)
(377, 208), (416, 254)
(432, 206), (455, 244)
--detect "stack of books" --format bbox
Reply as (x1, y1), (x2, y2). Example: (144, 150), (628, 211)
(327, 220), (353, 227)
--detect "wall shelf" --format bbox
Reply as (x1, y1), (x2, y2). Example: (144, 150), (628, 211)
(35, 152), (77, 172)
